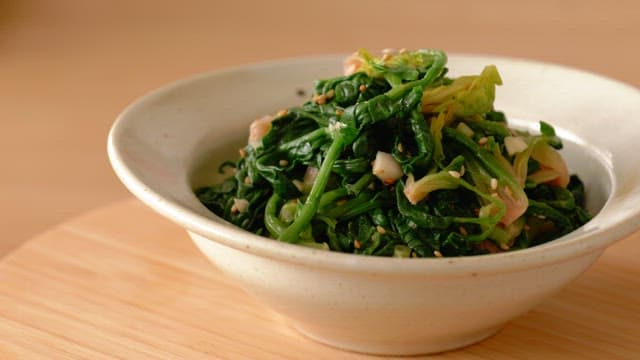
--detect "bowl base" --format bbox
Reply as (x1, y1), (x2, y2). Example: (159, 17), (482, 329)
(292, 322), (502, 356)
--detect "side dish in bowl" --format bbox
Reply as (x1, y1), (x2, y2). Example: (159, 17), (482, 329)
(195, 49), (592, 258)
(108, 49), (640, 355)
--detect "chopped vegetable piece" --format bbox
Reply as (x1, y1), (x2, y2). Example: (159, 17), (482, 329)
(372, 151), (403, 184)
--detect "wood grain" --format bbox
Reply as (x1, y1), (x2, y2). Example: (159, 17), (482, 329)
(0, 199), (638, 359)
(1, 0), (639, 256)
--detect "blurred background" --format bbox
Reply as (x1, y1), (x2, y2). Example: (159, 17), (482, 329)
(1, 0), (638, 256)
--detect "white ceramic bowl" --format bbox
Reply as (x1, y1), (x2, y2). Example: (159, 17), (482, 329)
(108, 54), (640, 355)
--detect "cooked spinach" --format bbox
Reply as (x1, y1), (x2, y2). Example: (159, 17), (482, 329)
(196, 49), (592, 257)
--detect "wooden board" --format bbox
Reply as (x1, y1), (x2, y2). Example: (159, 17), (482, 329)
(0, 199), (638, 359)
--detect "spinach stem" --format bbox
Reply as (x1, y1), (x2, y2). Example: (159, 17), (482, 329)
(318, 172), (374, 210)
(265, 193), (286, 237)
(278, 134), (346, 243)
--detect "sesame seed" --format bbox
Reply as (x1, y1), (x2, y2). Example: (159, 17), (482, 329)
(359, 84), (367, 92)
(313, 94), (327, 105)
(335, 108), (344, 116)
(382, 53), (392, 61)
(459, 165), (466, 177)
(238, 148), (247, 158)
(376, 226), (386, 234)
(499, 243), (510, 250)
(448, 170), (461, 178)
(276, 109), (288, 117)
(537, 214), (547, 220)
(336, 199), (347, 206)
(490, 178), (498, 190)
(399, 48), (408, 54)
(433, 250), (443, 257)
(279, 159), (289, 167)
(397, 142), (404, 152)
(244, 176), (251, 185)
(459, 226), (468, 236)
(354, 239), (362, 249)
(325, 89), (335, 99)
(382, 48), (395, 54)
(478, 137), (488, 145)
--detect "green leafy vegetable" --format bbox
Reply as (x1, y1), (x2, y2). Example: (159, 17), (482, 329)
(196, 49), (592, 257)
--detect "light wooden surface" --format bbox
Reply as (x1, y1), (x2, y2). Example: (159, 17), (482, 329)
(0, 198), (638, 359)
(1, 0), (639, 256)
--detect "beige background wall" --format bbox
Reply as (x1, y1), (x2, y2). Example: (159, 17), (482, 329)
(1, 0), (638, 256)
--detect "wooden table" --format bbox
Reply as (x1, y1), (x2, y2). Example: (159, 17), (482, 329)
(0, 199), (638, 359)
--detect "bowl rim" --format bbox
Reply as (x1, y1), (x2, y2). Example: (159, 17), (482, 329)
(108, 53), (640, 276)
